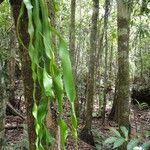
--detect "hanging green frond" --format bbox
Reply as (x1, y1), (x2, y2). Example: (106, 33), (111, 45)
(17, 0), (77, 149)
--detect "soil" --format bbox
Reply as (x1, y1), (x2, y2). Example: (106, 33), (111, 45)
(4, 104), (150, 150)
(3, 80), (150, 150)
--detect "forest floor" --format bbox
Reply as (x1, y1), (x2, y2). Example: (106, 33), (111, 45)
(4, 102), (150, 150)
(4, 80), (150, 150)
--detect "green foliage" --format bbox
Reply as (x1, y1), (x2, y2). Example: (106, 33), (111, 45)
(92, 128), (105, 149)
(120, 126), (129, 139)
(0, 1), (11, 92)
(105, 127), (150, 150)
(135, 100), (149, 110)
(17, 0), (77, 149)
(105, 127), (126, 149)
(127, 138), (140, 150)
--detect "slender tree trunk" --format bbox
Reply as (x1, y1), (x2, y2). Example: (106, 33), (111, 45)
(9, 1), (36, 149)
(69, 0), (76, 66)
(108, 72), (119, 121)
(80, 0), (99, 146)
(69, 0), (80, 117)
(117, 0), (131, 149)
(96, 28), (104, 113)
(109, 43), (113, 79)
(102, 0), (110, 123)
(85, 0), (99, 130)
(8, 26), (16, 107)
(0, 64), (6, 149)
(139, 36), (143, 79)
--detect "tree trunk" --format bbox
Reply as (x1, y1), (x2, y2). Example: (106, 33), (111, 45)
(9, 1), (36, 149)
(69, 0), (79, 117)
(96, 26), (104, 113)
(109, 43), (113, 79)
(0, 65), (6, 149)
(69, 0), (76, 67)
(46, 1), (59, 149)
(117, 0), (130, 126)
(108, 72), (119, 121)
(117, 0), (131, 149)
(8, 25), (16, 107)
(102, 0), (111, 123)
(80, 0), (99, 146)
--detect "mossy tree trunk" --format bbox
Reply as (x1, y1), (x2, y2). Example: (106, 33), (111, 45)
(9, 0), (36, 149)
(80, 0), (99, 146)
(117, 0), (132, 149)
(117, 0), (131, 127)
(0, 1), (7, 147)
(108, 72), (119, 121)
(102, 0), (110, 123)
(110, 0), (132, 125)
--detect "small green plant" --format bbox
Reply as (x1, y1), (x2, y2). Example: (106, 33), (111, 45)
(105, 127), (150, 150)
(92, 128), (104, 149)
(135, 100), (149, 110)
(105, 126), (129, 149)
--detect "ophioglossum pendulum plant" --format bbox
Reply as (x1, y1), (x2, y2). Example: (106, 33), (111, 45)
(17, 0), (77, 149)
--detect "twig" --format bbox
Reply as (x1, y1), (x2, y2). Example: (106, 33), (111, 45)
(7, 102), (26, 120)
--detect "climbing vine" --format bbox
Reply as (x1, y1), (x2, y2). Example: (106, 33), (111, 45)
(17, 0), (77, 149)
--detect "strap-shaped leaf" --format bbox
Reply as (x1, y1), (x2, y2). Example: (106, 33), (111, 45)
(120, 126), (129, 139)
(43, 68), (53, 97)
(58, 39), (78, 144)
(52, 64), (63, 113)
(110, 127), (121, 137)
(113, 137), (125, 149)
(59, 119), (68, 150)
(105, 137), (118, 144)
(143, 130), (150, 138)
(127, 138), (140, 150)
(142, 141), (150, 150)
(58, 39), (76, 102)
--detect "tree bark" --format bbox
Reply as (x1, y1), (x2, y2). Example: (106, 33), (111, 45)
(85, 0), (99, 130)
(102, 0), (111, 123)
(117, 0), (131, 149)
(117, 0), (130, 127)
(69, 0), (76, 66)
(0, 66), (6, 149)
(69, 0), (80, 117)
(80, 0), (99, 146)
(9, 0), (36, 149)
(8, 25), (16, 107)
(46, 1), (59, 149)
(108, 72), (119, 121)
